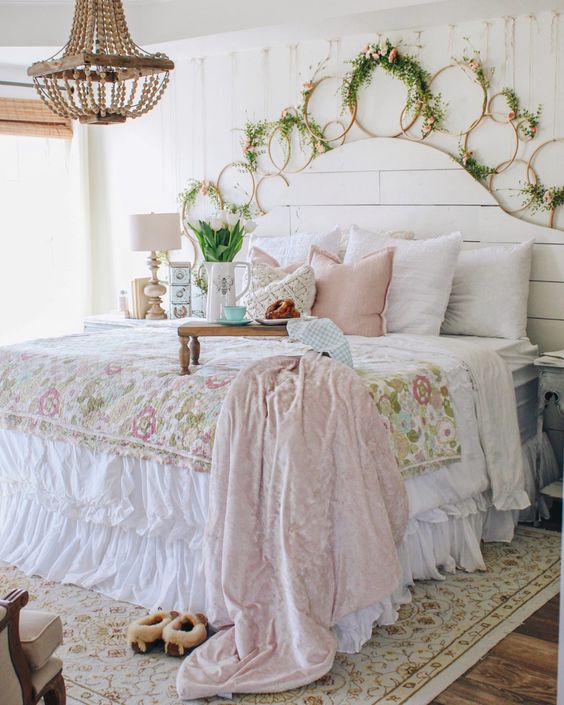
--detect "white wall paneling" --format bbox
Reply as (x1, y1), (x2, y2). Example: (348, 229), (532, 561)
(255, 137), (564, 352)
(82, 8), (563, 351)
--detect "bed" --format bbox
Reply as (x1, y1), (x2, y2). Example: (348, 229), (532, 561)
(0, 326), (557, 652)
(0, 136), (560, 663)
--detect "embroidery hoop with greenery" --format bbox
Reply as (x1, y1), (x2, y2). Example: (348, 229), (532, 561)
(178, 36), (560, 232)
(239, 107), (331, 176)
(341, 38), (446, 137)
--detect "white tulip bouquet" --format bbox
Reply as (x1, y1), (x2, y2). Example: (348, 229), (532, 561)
(187, 211), (257, 262)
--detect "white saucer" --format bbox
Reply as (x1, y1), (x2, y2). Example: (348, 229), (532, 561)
(255, 318), (292, 326)
(218, 319), (252, 326)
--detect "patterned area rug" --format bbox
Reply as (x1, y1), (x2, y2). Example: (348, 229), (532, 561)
(0, 527), (560, 705)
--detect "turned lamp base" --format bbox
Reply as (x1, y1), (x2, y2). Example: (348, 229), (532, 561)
(144, 251), (168, 320)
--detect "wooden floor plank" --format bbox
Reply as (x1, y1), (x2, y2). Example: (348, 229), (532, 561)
(490, 632), (558, 677)
(465, 654), (557, 705)
(432, 677), (551, 705)
(432, 594), (560, 705)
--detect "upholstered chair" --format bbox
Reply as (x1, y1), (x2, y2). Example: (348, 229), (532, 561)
(0, 589), (65, 705)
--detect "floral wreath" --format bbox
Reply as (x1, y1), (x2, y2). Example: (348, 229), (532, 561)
(341, 38), (445, 137)
(239, 105), (331, 174)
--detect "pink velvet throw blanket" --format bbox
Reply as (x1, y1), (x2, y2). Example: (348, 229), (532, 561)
(177, 353), (408, 699)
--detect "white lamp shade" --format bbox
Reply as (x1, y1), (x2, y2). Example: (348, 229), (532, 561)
(129, 213), (181, 252)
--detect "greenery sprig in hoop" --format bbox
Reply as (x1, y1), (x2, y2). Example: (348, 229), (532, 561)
(240, 119), (271, 172)
(520, 182), (564, 213)
(341, 38), (446, 137)
(178, 178), (222, 213)
(281, 99), (331, 157)
(456, 144), (495, 181)
(500, 88), (542, 139)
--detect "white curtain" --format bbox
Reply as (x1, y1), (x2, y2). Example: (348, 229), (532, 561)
(0, 124), (91, 345)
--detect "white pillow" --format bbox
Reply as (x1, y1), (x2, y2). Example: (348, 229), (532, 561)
(442, 241), (534, 338)
(250, 227), (342, 267)
(344, 231), (463, 335)
(242, 262), (316, 319)
(340, 224), (414, 259)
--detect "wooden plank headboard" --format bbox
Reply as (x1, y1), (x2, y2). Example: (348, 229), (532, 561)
(255, 137), (564, 353)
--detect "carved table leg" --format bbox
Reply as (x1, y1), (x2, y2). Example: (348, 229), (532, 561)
(190, 336), (201, 366)
(179, 335), (190, 375)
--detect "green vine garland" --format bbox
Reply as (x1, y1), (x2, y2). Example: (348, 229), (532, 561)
(239, 107), (331, 175)
(178, 178), (221, 213)
(455, 144), (495, 181)
(500, 88), (542, 138)
(240, 119), (271, 172)
(341, 38), (446, 136)
(521, 181), (564, 213)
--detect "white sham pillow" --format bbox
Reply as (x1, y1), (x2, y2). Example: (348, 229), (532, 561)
(340, 224), (414, 259)
(242, 262), (316, 319)
(442, 241), (534, 339)
(344, 231), (463, 335)
(250, 227), (342, 267)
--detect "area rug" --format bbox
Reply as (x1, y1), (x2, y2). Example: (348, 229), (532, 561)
(0, 527), (559, 705)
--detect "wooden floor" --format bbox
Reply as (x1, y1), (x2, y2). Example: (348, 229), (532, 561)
(432, 594), (559, 705)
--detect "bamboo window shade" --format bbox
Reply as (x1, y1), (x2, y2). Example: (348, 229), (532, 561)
(0, 97), (72, 139)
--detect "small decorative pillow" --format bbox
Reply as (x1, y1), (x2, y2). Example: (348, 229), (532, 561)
(242, 261), (316, 319)
(344, 231), (463, 336)
(341, 224), (414, 259)
(250, 227), (342, 267)
(308, 245), (395, 336)
(248, 246), (300, 273)
(442, 241), (534, 338)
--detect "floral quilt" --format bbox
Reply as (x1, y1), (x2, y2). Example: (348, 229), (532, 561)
(0, 329), (461, 480)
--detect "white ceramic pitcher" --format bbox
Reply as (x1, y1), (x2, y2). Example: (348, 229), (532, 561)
(202, 261), (251, 323)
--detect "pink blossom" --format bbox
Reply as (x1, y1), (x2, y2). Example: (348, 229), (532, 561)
(200, 180), (209, 196)
(243, 142), (253, 153)
(427, 116), (435, 125)
(39, 388), (61, 418)
(388, 48), (398, 62)
(365, 50), (372, 58)
(412, 375), (432, 405)
(469, 59), (480, 71)
(362, 44), (370, 53)
(530, 126), (537, 134)
(543, 190), (554, 205)
(132, 405), (157, 442)
(507, 110), (516, 121)
(303, 81), (314, 92)
(316, 141), (326, 153)
(372, 52), (380, 60)
(422, 123), (432, 134)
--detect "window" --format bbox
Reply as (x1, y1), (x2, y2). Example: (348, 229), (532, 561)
(0, 129), (90, 344)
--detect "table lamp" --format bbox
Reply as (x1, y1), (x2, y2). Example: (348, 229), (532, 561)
(130, 212), (181, 320)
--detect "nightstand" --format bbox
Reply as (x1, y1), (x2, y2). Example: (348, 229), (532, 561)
(534, 355), (564, 516)
(83, 313), (191, 333)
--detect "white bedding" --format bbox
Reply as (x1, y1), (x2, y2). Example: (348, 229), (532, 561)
(0, 331), (543, 654)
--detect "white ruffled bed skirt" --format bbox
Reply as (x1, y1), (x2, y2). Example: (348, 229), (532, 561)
(0, 431), (558, 654)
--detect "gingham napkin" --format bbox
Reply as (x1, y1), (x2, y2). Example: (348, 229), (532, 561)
(287, 317), (353, 368)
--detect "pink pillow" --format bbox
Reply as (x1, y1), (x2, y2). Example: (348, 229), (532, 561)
(308, 245), (394, 336)
(249, 246), (300, 274)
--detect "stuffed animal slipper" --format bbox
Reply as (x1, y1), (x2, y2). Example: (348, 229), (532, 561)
(163, 612), (208, 656)
(127, 610), (179, 653)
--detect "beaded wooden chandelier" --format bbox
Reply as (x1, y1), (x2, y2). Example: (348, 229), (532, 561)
(27, 0), (175, 125)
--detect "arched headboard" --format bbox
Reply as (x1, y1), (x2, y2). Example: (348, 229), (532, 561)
(255, 137), (564, 352)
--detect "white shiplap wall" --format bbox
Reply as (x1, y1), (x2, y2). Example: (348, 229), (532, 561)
(254, 137), (564, 352)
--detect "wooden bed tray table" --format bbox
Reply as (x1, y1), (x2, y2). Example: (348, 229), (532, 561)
(178, 321), (288, 375)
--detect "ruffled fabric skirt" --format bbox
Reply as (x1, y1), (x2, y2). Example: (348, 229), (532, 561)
(0, 429), (558, 653)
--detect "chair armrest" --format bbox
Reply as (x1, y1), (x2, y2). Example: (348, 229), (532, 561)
(0, 589), (33, 705)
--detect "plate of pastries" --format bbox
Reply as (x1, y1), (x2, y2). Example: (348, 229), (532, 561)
(256, 299), (301, 325)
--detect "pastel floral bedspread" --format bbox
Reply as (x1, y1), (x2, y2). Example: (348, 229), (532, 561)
(0, 329), (461, 480)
